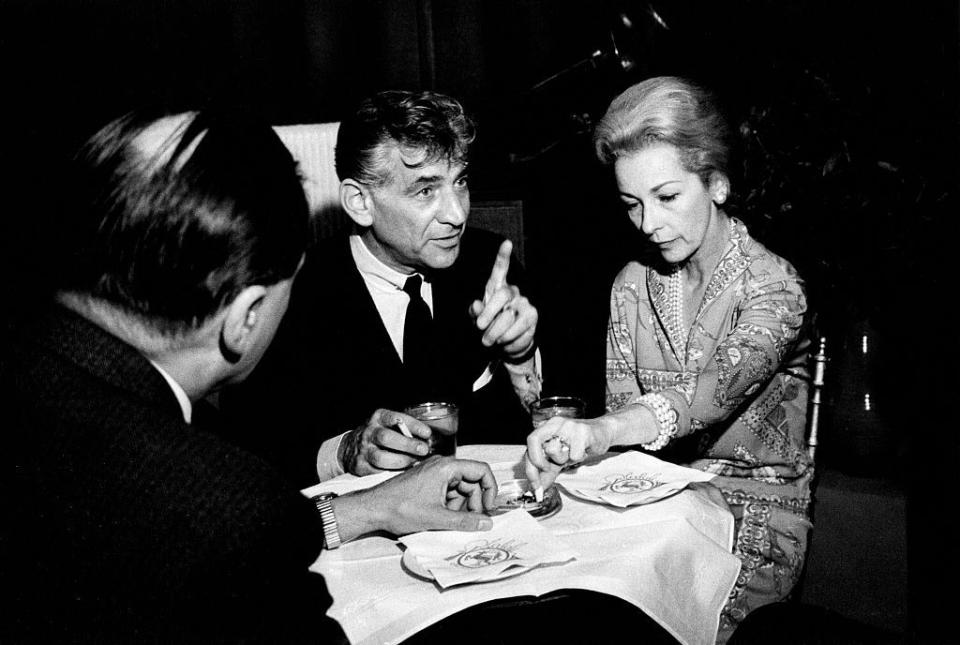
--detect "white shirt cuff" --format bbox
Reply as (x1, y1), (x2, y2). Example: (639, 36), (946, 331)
(471, 364), (495, 392)
(316, 432), (347, 482)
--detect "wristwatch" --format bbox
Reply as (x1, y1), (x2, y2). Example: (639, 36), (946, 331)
(312, 492), (341, 550)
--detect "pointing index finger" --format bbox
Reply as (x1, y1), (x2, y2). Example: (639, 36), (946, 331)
(484, 240), (513, 303)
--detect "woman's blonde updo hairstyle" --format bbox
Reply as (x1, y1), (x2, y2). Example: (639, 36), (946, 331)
(593, 76), (731, 187)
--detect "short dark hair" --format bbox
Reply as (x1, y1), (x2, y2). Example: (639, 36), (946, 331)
(334, 90), (476, 185)
(59, 110), (309, 337)
(593, 76), (731, 186)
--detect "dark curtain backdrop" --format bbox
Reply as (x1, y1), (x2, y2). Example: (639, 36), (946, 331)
(2, 1), (957, 640)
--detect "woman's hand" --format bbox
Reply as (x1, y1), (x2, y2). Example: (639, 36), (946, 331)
(523, 416), (614, 490)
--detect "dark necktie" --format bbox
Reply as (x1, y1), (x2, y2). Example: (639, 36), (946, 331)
(402, 275), (434, 381)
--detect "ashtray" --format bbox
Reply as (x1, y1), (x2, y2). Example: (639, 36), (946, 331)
(490, 478), (562, 520)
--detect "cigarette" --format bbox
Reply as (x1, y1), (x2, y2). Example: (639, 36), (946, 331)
(396, 421), (414, 438)
(534, 486), (544, 503)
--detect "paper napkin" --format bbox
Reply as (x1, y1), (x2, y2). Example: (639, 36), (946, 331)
(557, 451), (715, 508)
(398, 509), (578, 588)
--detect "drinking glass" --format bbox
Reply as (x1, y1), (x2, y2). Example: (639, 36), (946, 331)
(530, 395), (586, 428)
(404, 401), (459, 457)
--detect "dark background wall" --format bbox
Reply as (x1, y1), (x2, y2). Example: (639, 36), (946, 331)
(2, 0), (957, 640)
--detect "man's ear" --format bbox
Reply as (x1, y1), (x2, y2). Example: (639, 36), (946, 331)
(219, 285), (268, 364)
(340, 179), (374, 227)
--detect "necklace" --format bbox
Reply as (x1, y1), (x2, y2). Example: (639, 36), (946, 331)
(666, 266), (685, 355)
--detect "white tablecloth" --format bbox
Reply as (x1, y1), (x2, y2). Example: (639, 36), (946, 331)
(303, 445), (740, 645)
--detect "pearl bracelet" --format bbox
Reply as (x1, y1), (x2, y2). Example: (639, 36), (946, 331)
(635, 393), (679, 451)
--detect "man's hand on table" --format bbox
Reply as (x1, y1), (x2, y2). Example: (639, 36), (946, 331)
(469, 240), (538, 361)
(333, 456), (498, 543)
(339, 408), (433, 476)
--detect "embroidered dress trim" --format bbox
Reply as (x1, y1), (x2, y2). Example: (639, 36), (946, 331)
(606, 358), (635, 382)
(648, 268), (686, 362)
(721, 487), (811, 517)
(702, 219), (751, 309)
(635, 368), (698, 405)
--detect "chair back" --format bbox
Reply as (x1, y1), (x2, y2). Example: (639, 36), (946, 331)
(273, 122), (349, 240)
(806, 336), (828, 462)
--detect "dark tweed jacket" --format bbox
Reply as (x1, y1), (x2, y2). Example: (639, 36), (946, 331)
(1, 305), (347, 644)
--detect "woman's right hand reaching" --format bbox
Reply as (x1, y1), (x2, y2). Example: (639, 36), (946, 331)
(523, 416), (615, 491)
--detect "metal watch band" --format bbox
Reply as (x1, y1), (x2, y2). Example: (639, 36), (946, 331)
(313, 492), (341, 550)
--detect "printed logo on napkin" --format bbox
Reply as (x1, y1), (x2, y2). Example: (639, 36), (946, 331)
(450, 538), (523, 568)
(557, 451), (715, 507)
(398, 509), (578, 588)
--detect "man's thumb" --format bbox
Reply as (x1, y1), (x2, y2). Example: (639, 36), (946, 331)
(429, 509), (493, 532)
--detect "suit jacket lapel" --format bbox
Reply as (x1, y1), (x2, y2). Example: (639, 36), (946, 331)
(317, 238), (405, 370)
(429, 257), (491, 397)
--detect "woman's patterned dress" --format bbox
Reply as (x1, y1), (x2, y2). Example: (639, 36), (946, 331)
(606, 217), (813, 643)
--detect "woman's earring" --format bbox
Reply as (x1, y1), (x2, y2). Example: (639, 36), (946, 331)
(714, 184), (728, 204)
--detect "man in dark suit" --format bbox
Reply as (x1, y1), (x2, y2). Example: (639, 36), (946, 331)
(221, 91), (544, 487)
(1, 109), (498, 643)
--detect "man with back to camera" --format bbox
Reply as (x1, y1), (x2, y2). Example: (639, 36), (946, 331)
(220, 90), (544, 487)
(0, 108), (500, 643)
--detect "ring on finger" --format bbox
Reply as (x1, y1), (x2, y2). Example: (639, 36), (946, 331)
(545, 435), (570, 453)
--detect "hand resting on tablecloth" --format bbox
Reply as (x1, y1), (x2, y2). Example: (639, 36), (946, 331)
(333, 455), (499, 543)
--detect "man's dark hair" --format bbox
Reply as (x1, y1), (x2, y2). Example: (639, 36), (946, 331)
(59, 110), (309, 337)
(334, 90), (476, 185)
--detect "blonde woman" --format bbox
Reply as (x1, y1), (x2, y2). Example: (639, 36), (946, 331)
(525, 76), (813, 642)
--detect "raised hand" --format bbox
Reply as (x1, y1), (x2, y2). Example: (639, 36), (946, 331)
(468, 240), (537, 360)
